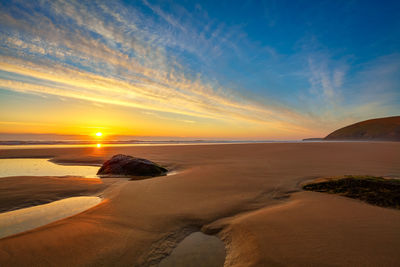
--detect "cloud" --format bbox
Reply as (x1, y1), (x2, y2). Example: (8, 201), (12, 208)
(0, 57), (310, 132)
(306, 54), (346, 104)
(0, 0), (317, 136)
(297, 43), (400, 131)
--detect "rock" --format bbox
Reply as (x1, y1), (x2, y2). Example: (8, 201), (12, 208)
(97, 154), (167, 177)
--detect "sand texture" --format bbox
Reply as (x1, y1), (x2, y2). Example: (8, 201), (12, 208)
(0, 142), (400, 266)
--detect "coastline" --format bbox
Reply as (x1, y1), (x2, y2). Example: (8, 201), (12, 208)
(1, 142), (400, 266)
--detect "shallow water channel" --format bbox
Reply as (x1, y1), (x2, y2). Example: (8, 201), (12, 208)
(0, 158), (102, 239)
(0, 158), (177, 239)
(0, 158), (100, 178)
(159, 232), (226, 267)
(0, 196), (101, 239)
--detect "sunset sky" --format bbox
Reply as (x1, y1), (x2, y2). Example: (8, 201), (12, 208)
(1, 0), (399, 140)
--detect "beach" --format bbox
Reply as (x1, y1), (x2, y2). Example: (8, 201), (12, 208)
(0, 142), (400, 266)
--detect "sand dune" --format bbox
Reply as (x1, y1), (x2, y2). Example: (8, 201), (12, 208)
(0, 142), (399, 266)
(217, 191), (400, 266)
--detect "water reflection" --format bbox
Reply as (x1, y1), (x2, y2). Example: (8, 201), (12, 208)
(159, 232), (226, 267)
(0, 158), (99, 178)
(0, 196), (101, 239)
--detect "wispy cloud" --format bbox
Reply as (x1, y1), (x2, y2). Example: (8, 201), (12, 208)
(0, 0), (316, 136)
(0, 121), (57, 126)
(307, 55), (345, 104)
(297, 46), (399, 130)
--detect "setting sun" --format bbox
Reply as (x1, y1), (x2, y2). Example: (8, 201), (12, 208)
(95, 132), (102, 137)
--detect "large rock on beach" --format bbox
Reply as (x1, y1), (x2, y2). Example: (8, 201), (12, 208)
(97, 154), (167, 177)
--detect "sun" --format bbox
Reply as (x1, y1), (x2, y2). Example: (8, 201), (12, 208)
(95, 132), (103, 137)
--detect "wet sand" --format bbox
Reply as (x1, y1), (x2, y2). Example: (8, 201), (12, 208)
(0, 142), (400, 266)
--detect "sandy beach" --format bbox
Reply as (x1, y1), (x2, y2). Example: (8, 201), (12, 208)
(0, 142), (400, 266)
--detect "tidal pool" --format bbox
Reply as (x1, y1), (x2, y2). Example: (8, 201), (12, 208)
(0, 158), (99, 178)
(159, 232), (226, 267)
(0, 196), (102, 239)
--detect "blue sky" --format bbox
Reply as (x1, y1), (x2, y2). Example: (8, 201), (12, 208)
(0, 0), (399, 140)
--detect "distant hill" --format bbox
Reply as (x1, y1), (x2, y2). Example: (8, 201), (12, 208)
(325, 116), (400, 141)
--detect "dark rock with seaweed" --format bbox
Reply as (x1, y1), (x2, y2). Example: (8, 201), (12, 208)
(303, 175), (400, 209)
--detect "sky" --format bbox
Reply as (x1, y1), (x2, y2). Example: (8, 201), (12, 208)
(0, 0), (399, 141)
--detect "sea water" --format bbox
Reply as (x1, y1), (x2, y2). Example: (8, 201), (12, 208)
(0, 158), (99, 178)
(0, 196), (101, 238)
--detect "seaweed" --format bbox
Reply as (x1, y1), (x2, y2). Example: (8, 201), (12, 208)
(303, 175), (400, 209)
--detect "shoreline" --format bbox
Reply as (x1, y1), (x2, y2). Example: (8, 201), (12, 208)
(0, 140), (302, 151)
(1, 142), (400, 266)
(2, 139), (395, 151)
